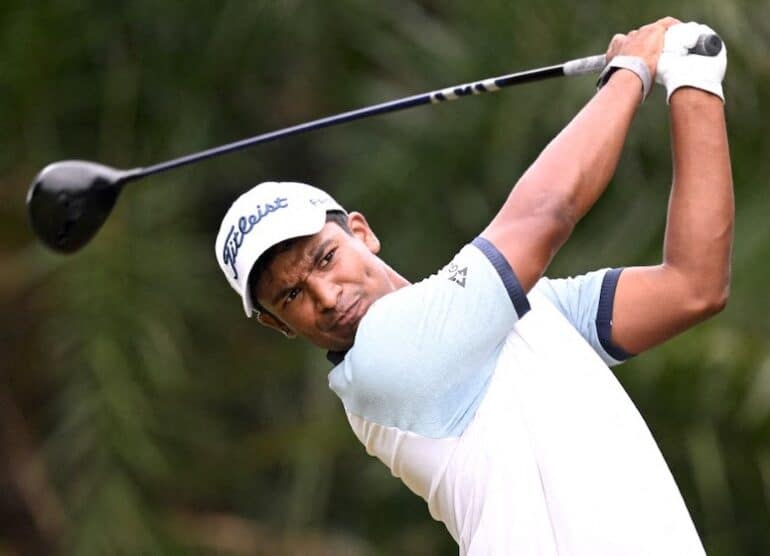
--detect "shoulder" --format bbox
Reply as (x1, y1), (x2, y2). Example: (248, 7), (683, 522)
(353, 241), (521, 365)
(328, 241), (521, 437)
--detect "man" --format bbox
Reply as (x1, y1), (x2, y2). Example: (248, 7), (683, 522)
(215, 17), (732, 554)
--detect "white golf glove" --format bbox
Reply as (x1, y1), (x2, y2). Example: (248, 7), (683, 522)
(656, 22), (727, 103)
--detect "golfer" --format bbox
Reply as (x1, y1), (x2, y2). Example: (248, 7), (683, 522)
(216, 17), (731, 554)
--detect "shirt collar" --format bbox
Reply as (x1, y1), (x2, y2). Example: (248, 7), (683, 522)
(326, 350), (347, 365)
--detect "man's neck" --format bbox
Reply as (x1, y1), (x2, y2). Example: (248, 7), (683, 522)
(385, 264), (411, 291)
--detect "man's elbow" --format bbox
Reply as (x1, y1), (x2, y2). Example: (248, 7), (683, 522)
(701, 288), (729, 318)
(689, 280), (730, 321)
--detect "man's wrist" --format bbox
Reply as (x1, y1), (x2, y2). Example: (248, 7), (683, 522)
(603, 69), (646, 102)
(669, 86), (726, 108)
(666, 79), (724, 104)
(597, 55), (652, 101)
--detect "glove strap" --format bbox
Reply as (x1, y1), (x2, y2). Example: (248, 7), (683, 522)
(596, 56), (652, 101)
(666, 79), (725, 104)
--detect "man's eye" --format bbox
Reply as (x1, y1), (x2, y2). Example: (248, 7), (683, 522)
(285, 288), (300, 304)
(319, 248), (336, 268)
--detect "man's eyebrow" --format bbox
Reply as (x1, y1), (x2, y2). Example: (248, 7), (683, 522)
(310, 239), (334, 266)
(270, 239), (335, 306)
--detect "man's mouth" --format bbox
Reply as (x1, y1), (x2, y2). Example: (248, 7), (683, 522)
(335, 298), (364, 330)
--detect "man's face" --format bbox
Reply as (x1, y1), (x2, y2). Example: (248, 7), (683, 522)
(253, 212), (403, 351)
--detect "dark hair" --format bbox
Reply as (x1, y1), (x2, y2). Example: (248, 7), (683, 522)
(247, 210), (350, 313)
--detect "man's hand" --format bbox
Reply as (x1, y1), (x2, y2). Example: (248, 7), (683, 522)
(605, 17), (680, 78)
(599, 16), (681, 101)
(656, 22), (727, 102)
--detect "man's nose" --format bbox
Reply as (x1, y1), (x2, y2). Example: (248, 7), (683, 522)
(308, 275), (340, 311)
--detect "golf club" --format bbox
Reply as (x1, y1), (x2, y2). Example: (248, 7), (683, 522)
(27, 34), (722, 254)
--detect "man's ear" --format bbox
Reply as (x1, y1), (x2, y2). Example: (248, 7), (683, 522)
(255, 310), (296, 339)
(347, 211), (381, 254)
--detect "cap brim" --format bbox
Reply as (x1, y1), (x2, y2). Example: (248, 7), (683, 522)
(241, 208), (330, 317)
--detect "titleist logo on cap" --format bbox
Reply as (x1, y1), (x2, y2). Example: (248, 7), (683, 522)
(222, 197), (288, 279)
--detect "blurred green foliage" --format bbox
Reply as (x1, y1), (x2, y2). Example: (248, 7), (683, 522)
(1, 1), (769, 554)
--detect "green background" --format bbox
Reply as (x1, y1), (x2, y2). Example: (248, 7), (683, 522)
(2, 1), (769, 554)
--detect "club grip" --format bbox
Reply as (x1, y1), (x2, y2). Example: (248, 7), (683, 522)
(692, 33), (722, 56)
(564, 32), (723, 77)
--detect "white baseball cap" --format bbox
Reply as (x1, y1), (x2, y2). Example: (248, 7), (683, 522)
(215, 181), (346, 317)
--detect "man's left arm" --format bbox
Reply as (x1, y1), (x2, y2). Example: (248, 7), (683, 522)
(610, 87), (733, 354)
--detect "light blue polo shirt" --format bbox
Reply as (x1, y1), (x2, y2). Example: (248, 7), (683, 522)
(328, 236), (629, 439)
(328, 237), (705, 555)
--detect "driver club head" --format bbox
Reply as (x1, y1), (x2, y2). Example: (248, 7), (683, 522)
(26, 160), (129, 253)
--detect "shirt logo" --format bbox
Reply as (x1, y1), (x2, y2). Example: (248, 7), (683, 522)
(222, 197), (289, 279)
(445, 263), (468, 288)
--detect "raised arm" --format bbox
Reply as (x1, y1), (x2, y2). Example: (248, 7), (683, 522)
(610, 86), (733, 354)
(481, 18), (679, 291)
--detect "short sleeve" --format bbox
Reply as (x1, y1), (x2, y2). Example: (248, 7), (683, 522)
(532, 268), (633, 366)
(328, 237), (529, 438)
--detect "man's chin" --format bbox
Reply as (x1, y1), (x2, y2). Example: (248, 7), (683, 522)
(314, 332), (355, 353)
(327, 337), (355, 352)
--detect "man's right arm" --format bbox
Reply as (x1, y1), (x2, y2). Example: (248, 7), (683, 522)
(481, 18), (678, 292)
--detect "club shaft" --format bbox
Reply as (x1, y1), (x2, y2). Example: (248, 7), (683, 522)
(131, 32), (720, 181)
(132, 58), (597, 180)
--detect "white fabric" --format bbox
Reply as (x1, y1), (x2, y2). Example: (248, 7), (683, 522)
(656, 22), (726, 103)
(329, 242), (521, 438)
(345, 289), (705, 555)
(533, 270), (625, 367)
(598, 55), (652, 100)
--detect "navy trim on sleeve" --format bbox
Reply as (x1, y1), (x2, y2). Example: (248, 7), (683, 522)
(471, 236), (531, 318)
(596, 268), (634, 361)
(327, 350), (346, 366)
